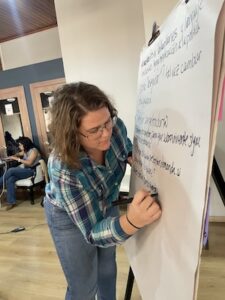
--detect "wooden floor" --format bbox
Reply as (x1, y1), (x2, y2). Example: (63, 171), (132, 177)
(0, 193), (224, 300)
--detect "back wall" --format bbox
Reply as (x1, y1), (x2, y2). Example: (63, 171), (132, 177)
(0, 58), (65, 146)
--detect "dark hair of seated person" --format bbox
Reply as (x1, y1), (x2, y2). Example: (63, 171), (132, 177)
(16, 136), (37, 152)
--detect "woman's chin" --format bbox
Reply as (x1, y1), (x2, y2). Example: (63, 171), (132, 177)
(99, 140), (111, 150)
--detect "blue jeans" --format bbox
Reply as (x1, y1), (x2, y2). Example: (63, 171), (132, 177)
(0, 166), (34, 204)
(44, 198), (118, 300)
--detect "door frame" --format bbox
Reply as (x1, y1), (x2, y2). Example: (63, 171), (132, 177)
(0, 86), (32, 146)
(30, 78), (65, 157)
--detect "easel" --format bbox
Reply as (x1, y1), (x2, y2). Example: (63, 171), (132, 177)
(203, 157), (225, 250)
(124, 267), (135, 300)
(123, 157), (225, 299)
(123, 0), (225, 296)
(212, 157), (225, 205)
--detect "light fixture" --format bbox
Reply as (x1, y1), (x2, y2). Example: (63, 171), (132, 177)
(7, 98), (16, 102)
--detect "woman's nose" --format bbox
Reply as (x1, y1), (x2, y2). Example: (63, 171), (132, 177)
(100, 126), (110, 137)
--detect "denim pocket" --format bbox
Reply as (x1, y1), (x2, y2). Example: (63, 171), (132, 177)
(52, 204), (75, 230)
(45, 199), (75, 230)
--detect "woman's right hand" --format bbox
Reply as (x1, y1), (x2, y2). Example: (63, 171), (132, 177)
(120, 189), (162, 235)
(127, 189), (162, 229)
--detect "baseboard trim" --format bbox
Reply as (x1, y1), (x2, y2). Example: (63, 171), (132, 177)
(209, 216), (225, 222)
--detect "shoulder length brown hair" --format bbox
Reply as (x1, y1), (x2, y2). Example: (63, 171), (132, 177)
(48, 82), (117, 168)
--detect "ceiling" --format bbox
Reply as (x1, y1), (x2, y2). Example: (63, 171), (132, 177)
(0, 0), (57, 43)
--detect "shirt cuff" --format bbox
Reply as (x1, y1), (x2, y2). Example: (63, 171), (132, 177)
(113, 217), (131, 242)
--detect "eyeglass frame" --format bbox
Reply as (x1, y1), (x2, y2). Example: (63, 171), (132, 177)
(79, 115), (117, 140)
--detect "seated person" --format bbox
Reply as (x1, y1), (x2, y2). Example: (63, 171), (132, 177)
(4, 131), (19, 156)
(0, 137), (41, 211)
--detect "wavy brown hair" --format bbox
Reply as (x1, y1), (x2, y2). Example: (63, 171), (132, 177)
(48, 82), (117, 168)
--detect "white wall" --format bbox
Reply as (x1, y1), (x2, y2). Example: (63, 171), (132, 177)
(142, 0), (178, 43)
(54, 0), (145, 138)
(210, 179), (225, 217)
(1, 27), (62, 70)
(215, 101), (225, 179)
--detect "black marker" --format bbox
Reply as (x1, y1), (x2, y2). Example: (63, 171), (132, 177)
(112, 193), (158, 206)
(11, 226), (26, 232)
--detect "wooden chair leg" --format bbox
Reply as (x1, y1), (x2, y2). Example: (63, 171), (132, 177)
(40, 198), (44, 207)
(29, 186), (34, 205)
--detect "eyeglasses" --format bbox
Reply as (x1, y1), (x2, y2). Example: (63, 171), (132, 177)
(79, 116), (117, 140)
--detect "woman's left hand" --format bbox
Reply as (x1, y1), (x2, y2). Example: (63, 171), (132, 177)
(8, 155), (18, 161)
(127, 156), (133, 166)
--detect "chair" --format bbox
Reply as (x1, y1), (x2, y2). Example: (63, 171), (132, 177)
(15, 159), (48, 205)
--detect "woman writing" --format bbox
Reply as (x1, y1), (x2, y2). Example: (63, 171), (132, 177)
(44, 82), (162, 300)
(0, 136), (41, 210)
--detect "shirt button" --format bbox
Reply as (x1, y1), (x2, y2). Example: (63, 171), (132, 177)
(115, 183), (118, 186)
(122, 155), (126, 158)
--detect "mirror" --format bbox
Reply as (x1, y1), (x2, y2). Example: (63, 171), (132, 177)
(0, 97), (23, 139)
(0, 86), (32, 148)
(30, 78), (65, 157)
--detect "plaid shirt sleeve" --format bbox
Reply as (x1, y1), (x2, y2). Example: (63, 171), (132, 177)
(47, 155), (130, 248)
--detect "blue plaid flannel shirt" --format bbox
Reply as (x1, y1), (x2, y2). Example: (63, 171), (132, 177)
(45, 118), (132, 247)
